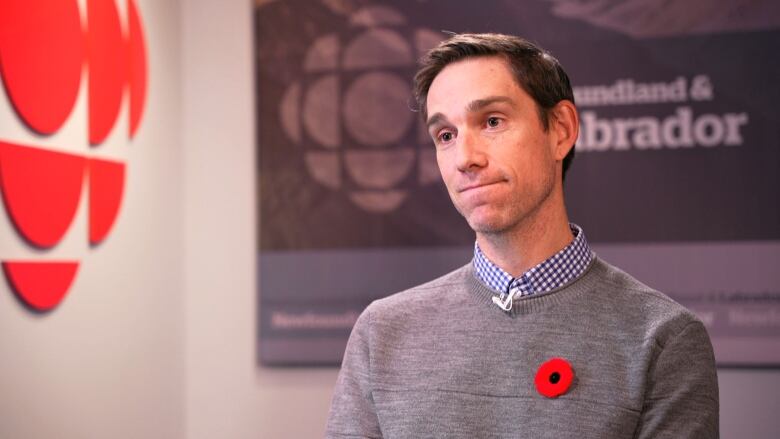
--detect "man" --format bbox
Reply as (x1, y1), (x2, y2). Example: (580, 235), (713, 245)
(326, 33), (718, 438)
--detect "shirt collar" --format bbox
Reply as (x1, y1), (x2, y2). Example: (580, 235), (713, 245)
(473, 223), (593, 298)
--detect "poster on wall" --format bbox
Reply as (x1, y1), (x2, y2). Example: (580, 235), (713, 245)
(255, 0), (780, 366)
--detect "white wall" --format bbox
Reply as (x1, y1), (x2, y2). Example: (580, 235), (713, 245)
(0, 0), (185, 438)
(719, 369), (780, 438)
(181, 0), (257, 434)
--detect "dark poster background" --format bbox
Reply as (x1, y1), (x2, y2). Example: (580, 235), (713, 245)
(256, 0), (780, 365)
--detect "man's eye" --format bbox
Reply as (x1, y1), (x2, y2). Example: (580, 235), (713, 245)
(487, 117), (501, 128)
(439, 132), (454, 142)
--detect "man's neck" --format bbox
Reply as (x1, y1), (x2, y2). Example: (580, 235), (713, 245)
(476, 210), (574, 278)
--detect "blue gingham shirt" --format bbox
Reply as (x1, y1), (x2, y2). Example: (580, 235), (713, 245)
(474, 224), (593, 299)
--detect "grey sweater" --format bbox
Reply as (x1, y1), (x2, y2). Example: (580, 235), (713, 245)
(326, 257), (719, 438)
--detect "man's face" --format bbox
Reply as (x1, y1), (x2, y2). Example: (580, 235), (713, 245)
(425, 56), (563, 236)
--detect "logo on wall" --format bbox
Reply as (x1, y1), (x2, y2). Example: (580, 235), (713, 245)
(278, 5), (443, 213)
(0, 0), (148, 311)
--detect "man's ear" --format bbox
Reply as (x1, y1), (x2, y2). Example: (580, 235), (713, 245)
(550, 100), (578, 161)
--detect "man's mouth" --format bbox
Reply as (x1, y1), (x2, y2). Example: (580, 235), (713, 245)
(458, 181), (503, 193)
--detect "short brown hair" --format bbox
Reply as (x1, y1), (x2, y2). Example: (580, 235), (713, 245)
(413, 33), (576, 180)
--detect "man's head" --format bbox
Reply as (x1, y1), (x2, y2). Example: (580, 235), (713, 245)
(414, 34), (579, 238)
(413, 33), (576, 180)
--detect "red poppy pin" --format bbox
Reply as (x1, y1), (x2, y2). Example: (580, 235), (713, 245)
(535, 357), (574, 398)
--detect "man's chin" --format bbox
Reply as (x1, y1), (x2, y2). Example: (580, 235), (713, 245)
(465, 214), (511, 235)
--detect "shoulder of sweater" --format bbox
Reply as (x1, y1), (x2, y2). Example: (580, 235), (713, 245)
(589, 256), (706, 338)
(364, 263), (472, 316)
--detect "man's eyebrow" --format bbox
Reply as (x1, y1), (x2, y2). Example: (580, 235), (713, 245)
(466, 96), (515, 113)
(427, 96), (516, 128)
(426, 113), (449, 129)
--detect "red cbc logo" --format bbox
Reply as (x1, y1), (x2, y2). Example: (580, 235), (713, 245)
(0, 0), (148, 311)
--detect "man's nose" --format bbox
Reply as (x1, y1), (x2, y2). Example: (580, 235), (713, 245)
(455, 129), (488, 172)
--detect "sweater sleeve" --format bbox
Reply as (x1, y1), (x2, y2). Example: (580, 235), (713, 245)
(634, 319), (720, 439)
(325, 307), (383, 439)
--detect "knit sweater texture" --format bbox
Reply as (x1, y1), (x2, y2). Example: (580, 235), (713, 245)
(325, 257), (719, 438)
